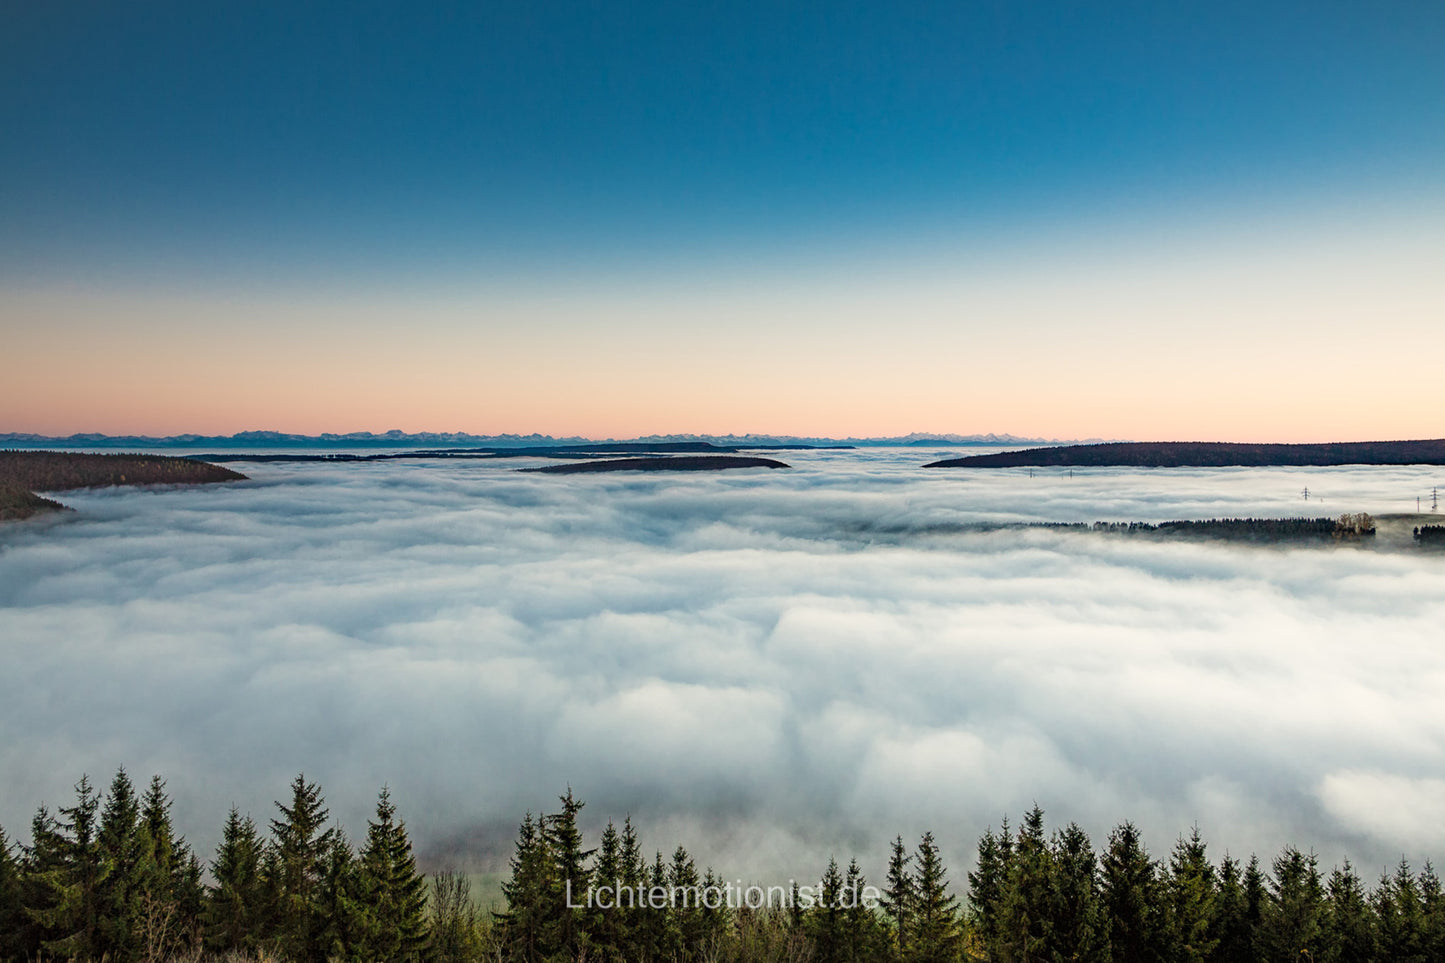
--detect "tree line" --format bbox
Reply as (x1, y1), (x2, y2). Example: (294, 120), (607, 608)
(1090, 516), (1376, 541)
(0, 770), (426, 963)
(4, 773), (1445, 962)
(1026, 517), (1376, 543)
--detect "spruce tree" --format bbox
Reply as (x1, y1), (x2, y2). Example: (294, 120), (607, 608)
(666, 844), (703, 963)
(1242, 855), (1267, 952)
(0, 823), (21, 962)
(1050, 821), (1106, 963)
(996, 806), (1052, 963)
(699, 866), (730, 959)
(650, 851), (676, 963)
(96, 767), (147, 963)
(268, 773), (335, 963)
(1163, 827), (1217, 963)
(882, 834), (915, 960)
(1374, 859), (1425, 963)
(842, 857), (886, 963)
(1418, 861), (1445, 960)
(29, 775), (107, 961)
(495, 813), (554, 963)
(336, 824), (374, 960)
(1210, 855), (1254, 963)
(1260, 846), (1322, 963)
(789, 877), (806, 937)
(1320, 860), (1375, 963)
(1100, 821), (1163, 963)
(135, 773), (204, 956)
(16, 804), (68, 958)
(967, 820), (1012, 954)
(619, 816), (650, 961)
(588, 820), (628, 962)
(316, 829), (358, 961)
(140, 775), (177, 888)
(543, 789), (594, 960)
(175, 849), (206, 944)
(352, 787), (430, 963)
(808, 857), (847, 963)
(256, 841), (283, 946)
(204, 806), (264, 953)
(909, 831), (961, 963)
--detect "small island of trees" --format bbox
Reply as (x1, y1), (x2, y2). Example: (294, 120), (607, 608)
(1084, 514), (1376, 542)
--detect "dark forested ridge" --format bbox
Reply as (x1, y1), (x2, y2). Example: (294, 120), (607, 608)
(526, 456), (790, 474)
(0, 452), (245, 522)
(926, 439), (1445, 468)
(4, 773), (1444, 963)
(1086, 514), (1377, 542)
(849, 516), (1388, 547)
(0, 452), (246, 492)
(0, 485), (67, 521)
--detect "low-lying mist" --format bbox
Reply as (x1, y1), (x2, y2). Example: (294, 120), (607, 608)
(2, 449), (1443, 886)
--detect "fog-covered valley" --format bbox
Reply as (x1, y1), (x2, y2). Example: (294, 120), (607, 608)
(2, 448), (1443, 884)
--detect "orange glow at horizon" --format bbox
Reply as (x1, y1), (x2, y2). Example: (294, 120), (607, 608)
(6, 204), (1443, 444)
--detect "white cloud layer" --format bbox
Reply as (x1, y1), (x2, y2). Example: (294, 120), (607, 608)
(2, 450), (1444, 884)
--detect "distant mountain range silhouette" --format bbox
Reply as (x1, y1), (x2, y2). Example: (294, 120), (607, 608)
(0, 430), (1094, 450)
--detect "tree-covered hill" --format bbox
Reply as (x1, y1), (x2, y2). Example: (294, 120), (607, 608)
(0, 451), (245, 491)
(926, 439), (1445, 468)
(0, 451), (245, 521)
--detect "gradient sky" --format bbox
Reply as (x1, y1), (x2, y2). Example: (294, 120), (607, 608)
(3, 1), (1444, 440)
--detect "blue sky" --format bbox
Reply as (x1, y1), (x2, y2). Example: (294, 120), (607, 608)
(3, 2), (1444, 438)
(5, 0), (1442, 282)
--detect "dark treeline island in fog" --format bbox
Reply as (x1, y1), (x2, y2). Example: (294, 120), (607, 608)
(0, 451), (245, 521)
(190, 443), (815, 464)
(873, 517), (1380, 542)
(1052, 514), (1378, 542)
(526, 455), (790, 473)
(927, 439), (1445, 468)
(848, 514), (1445, 550)
(4, 773), (1445, 963)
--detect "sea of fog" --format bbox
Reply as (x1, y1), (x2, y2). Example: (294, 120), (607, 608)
(2, 447), (1444, 888)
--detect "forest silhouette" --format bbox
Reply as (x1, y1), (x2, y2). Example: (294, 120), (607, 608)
(4, 772), (1442, 962)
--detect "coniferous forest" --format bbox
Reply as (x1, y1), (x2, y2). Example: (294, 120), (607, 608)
(6, 773), (1445, 962)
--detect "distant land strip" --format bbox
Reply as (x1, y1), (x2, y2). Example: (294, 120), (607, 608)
(0, 451), (246, 522)
(926, 439), (1445, 468)
(194, 442), (833, 463)
(526, 456), (790, 474)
